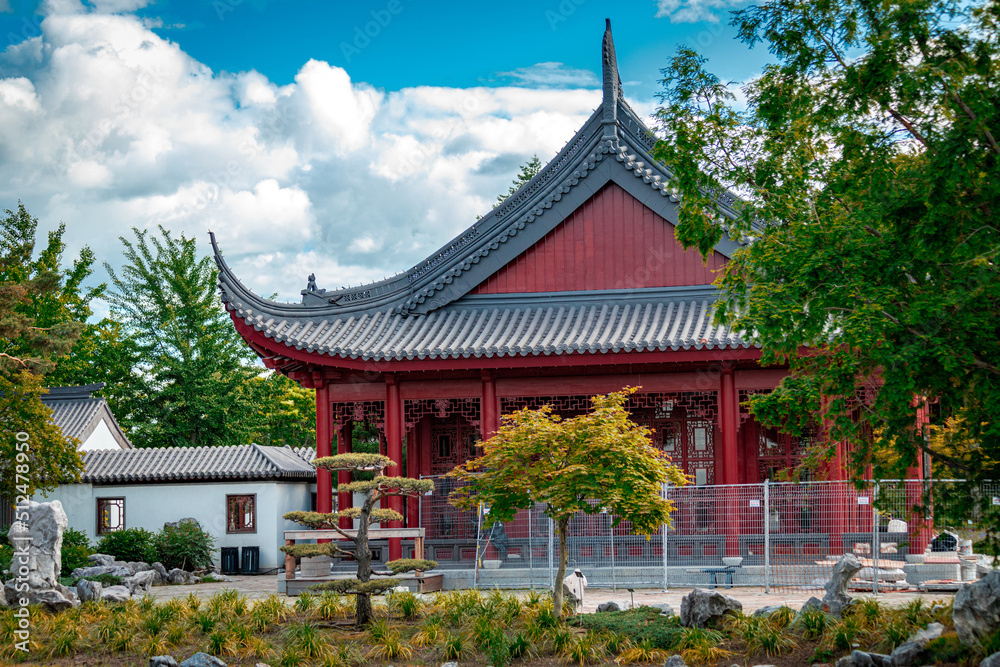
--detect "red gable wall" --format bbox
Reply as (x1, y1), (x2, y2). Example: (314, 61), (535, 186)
(471, 183), (727, 294)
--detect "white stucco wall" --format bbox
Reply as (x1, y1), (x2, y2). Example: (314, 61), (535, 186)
(37, 480), (312, 570)
(77, 418), (124, 451)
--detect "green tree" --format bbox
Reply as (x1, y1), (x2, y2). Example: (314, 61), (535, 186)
(448, 388), (686, 618)
(0, 203), (96, 502)
(283, 453), (435, 627)
(104, 226), (279, 448)
(251, 374), (317, 448)
(494, 154), (542, 206)
(653, 0), (1000, 528)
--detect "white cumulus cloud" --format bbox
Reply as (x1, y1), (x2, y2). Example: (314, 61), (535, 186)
(0, 4), (622, 307)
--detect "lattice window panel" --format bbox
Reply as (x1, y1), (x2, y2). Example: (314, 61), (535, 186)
(429, 416), (481, 476)
(501, 391), (717, 421)
(500, 395), (592, 415)
(330, 401), (385, 430)
(756, 423), (817, 482)
(404, 398), (480, 431)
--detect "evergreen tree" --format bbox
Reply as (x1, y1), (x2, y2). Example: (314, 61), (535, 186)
(494, 154), (542, 206)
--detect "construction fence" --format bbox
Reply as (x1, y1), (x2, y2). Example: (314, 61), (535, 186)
(416, 476), (999, 592)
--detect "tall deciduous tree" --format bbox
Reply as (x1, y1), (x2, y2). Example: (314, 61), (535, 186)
(0, 203), (99, 501)
(653, 0), (999, 529)
(104, 226), (279, 448)
(448, 389), (686, 617)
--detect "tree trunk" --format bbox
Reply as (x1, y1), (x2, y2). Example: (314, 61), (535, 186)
(353, 492), (376, 626)
(553, 516), (570, 619)
(356, 593), (373, 626)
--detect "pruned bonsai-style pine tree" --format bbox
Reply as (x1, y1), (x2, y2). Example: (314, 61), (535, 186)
(282, 452), (436, 626)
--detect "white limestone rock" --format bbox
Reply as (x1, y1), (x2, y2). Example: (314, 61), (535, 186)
(100, 585), (132, 603)
(76, 579), (103, 603)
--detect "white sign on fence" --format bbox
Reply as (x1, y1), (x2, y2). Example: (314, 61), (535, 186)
(858, 496), (870, 505)
(749, 499), (761, 507)
(993, 497), (1000, 506)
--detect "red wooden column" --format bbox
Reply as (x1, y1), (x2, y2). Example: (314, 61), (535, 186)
(718, 366), (740, 555)
(821, 396), (847, 553)
(385, 374), (403, 561)
(315, 382), (333, 514)
(337, 419), (353, 530)
(406, 422), (419, 535)
(480, 371), (499, 440)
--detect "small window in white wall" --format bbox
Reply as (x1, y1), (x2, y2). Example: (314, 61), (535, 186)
(97, 497), (125, 535)
(227, 494), (256, 533)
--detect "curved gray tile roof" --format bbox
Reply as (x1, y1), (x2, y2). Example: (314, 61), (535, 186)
(82, 444), (316, 484)
(43, 384), (133, 449)
(224, 287), (750, 362)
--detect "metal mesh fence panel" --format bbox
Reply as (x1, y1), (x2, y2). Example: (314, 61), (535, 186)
(414, 476), (995, 590)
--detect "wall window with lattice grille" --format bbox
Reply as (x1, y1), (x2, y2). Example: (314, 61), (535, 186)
(227, 494), (256, 533)
(96, 497), (125, 535)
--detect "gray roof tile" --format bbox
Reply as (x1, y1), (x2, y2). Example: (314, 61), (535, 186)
(221, 287), (750, 362)
(82, 444), (316, 484)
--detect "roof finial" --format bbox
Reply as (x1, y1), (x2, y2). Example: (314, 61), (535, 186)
(601, 18), (621, 141)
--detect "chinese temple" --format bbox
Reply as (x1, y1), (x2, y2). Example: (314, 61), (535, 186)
(211, 21), (842, 562)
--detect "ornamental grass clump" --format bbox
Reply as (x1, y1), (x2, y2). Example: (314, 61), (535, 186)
(284, 452), (436, 626)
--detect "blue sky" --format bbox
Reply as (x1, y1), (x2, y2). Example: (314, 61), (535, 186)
(0, 0), (768, 310)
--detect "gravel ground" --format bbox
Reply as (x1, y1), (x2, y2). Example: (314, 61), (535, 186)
(145, 575), (956, 613)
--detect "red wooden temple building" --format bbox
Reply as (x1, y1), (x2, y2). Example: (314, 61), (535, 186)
(212, 21), (924, 565)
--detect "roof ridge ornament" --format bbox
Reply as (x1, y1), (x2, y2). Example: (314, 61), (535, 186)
(602, 18), (622, 141)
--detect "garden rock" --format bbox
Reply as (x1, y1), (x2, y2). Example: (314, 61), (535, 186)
(823, 554), (863, 617)
(152, 562), (169, 583)
(597, 601), (621, 612)
(150, 657), (180, 667)
(908, 622), (944, 646)
(88, 553), (116, 567)
(100, 585), (132, 603)
(754, 605), (789, 617)
(168, 568), (196, 585)
(664, 656), (688, 667)
(440, 663), (459, 667)
(679, 588), (742, 628)
(125, 570), (158, 593)
(76, 579), (103, 603)
(981, 652), (1000, 667)
(72, 564), (132, 579)
(849, 650), (892, 666)
(954, 570), (1000, 646)
(835, 657), (854, 667)
(649, 602), (675, 615)
(129, 561), (153, 573)
(165, 517), (201, 529)
(179, 653), (226, 667)
(888, 641), (925, 666)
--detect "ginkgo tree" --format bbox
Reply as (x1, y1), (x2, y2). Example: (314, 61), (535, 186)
(448, 388), (687, 617)
(283, 453), (436, 626)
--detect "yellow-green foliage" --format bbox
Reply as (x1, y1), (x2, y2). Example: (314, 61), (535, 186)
(280, 543), (338, 558)
(311, 577), (400, 595)
(315, 452), (392, 472)
(386, 557), (438, 573)
(283, 511), (338, 529)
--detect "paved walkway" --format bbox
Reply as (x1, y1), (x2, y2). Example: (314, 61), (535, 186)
(144, 575), (956, 613)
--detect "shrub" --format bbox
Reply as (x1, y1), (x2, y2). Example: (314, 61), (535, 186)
(97, 527), (157, 563)
(574, 606), (683, 650)
(60, 528), (93, 577)
(154, 521), (216, 571)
